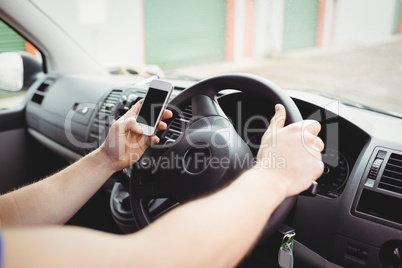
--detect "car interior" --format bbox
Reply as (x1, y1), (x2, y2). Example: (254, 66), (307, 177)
(1, 1), (402, 267)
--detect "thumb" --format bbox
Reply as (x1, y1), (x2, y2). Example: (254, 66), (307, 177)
(270, 104), (286, 130)
(258, 104), (287, 153)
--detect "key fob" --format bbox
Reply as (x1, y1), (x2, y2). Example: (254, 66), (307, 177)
(278, 245), (294, 268)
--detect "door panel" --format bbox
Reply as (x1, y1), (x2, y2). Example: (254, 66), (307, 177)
(0, 108), (68, 193)
(0, 128), (30, 192)
(0, 107), (25, 132)
(0, 19), (64, 193)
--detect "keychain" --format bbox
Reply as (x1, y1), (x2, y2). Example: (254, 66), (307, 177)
(278, 232), (295, 268)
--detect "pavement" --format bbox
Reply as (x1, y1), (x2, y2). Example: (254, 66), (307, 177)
(175, 35), (402, 115)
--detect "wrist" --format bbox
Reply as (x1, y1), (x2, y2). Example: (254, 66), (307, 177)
(245, 167), (288, 201)
(90, 147), (117, 176)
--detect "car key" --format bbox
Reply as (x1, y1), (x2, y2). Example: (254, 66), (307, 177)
(278, 232), (295, 268)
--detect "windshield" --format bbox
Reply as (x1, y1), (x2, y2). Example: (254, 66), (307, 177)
(32, 0), (402, 115)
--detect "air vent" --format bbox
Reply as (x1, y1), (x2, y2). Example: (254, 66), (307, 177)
(87, 89), (123, 149)
(31, 93), (44, 105)
(164, 104), (192, 144)
(98, 89), (123, 119)
(31, 78), (55, 105)
(37, 79), (54, 92)
(378, 153), (402, 194)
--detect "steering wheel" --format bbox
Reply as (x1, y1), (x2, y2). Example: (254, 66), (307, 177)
(129, 73), (302, 239)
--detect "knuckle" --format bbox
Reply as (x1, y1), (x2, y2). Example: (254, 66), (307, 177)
(289, 123), (302, 132)
(303, 132), (315, 144)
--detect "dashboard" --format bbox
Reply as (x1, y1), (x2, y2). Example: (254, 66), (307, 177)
(25, 74), (402, 267)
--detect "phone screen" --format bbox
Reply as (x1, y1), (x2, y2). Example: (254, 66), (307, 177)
(137, 87), (169, 127)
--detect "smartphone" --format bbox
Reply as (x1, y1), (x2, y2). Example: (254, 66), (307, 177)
(136, 79), (174, 136)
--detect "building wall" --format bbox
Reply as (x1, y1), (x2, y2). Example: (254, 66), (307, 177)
(253, 0), (401, 56)
(226, 0), (256, 62)
(14, 0), (402, 68)
(332, 0), (396, 47)
(253, 0), (284, 57)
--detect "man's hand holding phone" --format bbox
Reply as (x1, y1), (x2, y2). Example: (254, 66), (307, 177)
(98, 80), (173, 173)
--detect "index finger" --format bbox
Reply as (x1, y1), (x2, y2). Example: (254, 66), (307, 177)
(124, 99), (144, 118)
(302, 120), (321, 137)
(162, 109), (173, 120)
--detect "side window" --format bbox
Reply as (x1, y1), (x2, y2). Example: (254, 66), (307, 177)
(0, 20), (43, 109)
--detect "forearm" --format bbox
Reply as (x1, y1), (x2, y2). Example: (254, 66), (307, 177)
(3, 225), (121, 268)
(133, 168), (286, 268)
(3, 168), (286, 268)
(0, 102), (168, 227)
(0, 148), (114, 226)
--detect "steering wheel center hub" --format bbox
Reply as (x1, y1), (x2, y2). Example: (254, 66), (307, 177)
(183, 144), (212, 175)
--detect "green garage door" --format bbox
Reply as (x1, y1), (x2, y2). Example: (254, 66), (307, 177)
(0, 20), (25, 51)
(282, 0), (319, 52)
(144, 0), (226, 69)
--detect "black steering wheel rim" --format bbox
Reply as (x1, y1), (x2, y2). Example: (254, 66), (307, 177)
(129, 73), (303, 239)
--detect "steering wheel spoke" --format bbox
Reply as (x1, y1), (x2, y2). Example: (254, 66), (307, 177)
(191, 94), (226, 119)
